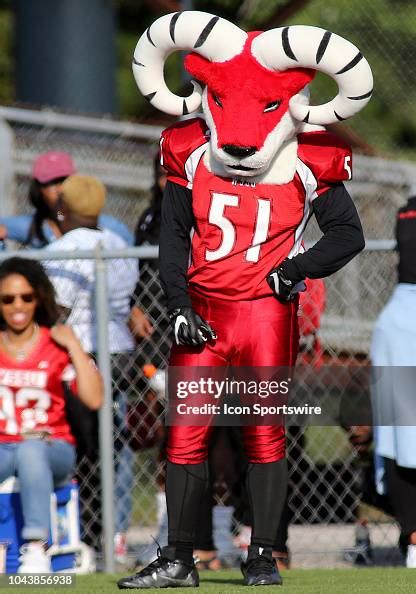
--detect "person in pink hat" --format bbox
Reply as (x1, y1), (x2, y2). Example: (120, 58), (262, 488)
(0, 151), (133, 248)
(32, 151), (75, 184)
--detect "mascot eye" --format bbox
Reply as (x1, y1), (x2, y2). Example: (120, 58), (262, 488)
(213, 94), (223, 108)
(264, 100), (281, 113)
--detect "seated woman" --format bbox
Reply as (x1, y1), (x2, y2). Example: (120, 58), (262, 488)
(0, 151), (133, 248)
(0, 256), (103, 573)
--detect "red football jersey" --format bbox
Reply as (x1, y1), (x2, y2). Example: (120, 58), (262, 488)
(161, 118), (352, 301)
(0, 327), (76, 444)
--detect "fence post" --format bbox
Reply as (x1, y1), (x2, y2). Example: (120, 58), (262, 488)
(94, 246), (115, 573)
(0, 118), (15, 216)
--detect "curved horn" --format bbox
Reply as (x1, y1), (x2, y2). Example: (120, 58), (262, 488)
(252, 26), (373, 125)
(133, 11), (247, 116)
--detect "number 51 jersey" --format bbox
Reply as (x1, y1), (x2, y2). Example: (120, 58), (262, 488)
(161, 117), (352, 301)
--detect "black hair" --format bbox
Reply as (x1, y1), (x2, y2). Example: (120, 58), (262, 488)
(0, 257), (59, 328)
(134, 153), (164, 246)
(27, 177), (66, 246)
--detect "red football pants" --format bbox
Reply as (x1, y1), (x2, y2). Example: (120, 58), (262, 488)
(167, 294), (299, 464)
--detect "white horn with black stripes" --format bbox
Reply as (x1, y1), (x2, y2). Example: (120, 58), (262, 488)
(252, 25), (373, 125)
(133, 11), (247, 116)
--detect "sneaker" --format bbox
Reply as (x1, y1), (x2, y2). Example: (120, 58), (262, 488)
(241, 546), (282, 586)
(406, 544), (416, 568)
(114, 532), (128, 565)
(18, 542), (51, 573)
(117, 546), (199, 589)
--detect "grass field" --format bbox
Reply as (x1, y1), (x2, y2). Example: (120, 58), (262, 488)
(3, 568), (416, 594)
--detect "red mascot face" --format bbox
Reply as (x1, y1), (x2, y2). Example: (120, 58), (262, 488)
(185, 34), (314, 177)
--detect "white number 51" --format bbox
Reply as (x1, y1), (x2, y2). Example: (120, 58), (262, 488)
(344, 156), (352, 180)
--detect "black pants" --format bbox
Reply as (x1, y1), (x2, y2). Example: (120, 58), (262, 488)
(194, 427), (295, 552)
(384, 457), (416, 542)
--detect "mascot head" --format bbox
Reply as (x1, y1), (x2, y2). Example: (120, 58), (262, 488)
(133, 11), (372, 178)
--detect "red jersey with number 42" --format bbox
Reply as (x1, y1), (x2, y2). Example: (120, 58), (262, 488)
(161, 118), (352, 301)
(0, 327), (76, 444)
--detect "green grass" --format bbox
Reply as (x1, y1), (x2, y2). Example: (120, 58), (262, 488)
(4, 568), (416, 594)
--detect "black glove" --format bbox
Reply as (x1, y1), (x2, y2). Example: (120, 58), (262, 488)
(169, 306), (217, 346)
(267, 263), (305, 302)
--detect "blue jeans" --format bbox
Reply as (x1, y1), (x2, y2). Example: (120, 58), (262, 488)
(115, 441), (134, 533)
(0, 439), (76, 541)
(113, 387), (134, 534)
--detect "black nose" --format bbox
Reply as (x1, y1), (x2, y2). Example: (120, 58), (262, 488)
(222, 144), (257, 158)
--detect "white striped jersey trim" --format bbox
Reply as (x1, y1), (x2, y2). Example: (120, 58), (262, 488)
(184, 142), (209, 189)
(287, 158), (319, 260)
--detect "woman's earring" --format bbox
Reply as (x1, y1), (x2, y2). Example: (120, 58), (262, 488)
(57, 211), (65, 222)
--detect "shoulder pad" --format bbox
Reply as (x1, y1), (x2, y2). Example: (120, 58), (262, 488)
(297, 131), (352, 185)
(160, 117), (209, 188)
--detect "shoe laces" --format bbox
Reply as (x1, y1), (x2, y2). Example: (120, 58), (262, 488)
(246, 554), (274, 576)
(136, 541), (170, 577)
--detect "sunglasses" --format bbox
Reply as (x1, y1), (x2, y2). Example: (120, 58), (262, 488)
(0, 293), (36, 305)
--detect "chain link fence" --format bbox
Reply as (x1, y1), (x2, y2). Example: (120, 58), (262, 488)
(0, 107), (415, 570)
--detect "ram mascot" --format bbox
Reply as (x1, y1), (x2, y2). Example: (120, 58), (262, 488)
(118, 11), (372, 590)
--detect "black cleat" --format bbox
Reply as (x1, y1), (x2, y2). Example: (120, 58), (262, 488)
(241, 546), (283, 586)
(117, 546), (199, 589)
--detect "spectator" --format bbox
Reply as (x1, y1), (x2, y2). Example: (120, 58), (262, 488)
(0, 256), (102, 573)
(43, 174), (145, 562)
(131, 153), (170, 530)
(0, 151), (133, 248)
(134, 153), (166, 248)
(371, 189), (416, 568)
(130, 153), (169, 362)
